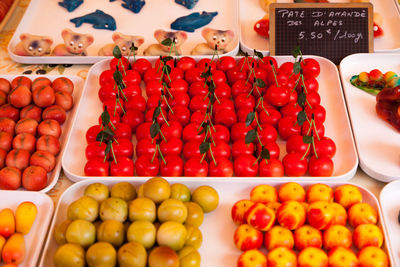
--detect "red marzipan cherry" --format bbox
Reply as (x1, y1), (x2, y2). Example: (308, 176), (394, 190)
(113, 138), (134, 158)
(209, 124), (231, 143)
(84, 159), (109, 176)
(169, 79), (188, 95)
(189, 81), (208, 97)
(184, 157), (209, 177)
(259, 158), (284, 177)
(136, 122), (152, 141)
(85, 141), (108, 160)
(305, 104), (326, 123)
(231, 79), (252, 97)
(160, 155), (183, 176)
(216, 56), (236, 72)
(185, 67), (204, 84)
(122, 109), (144, 132)
(110, 57), (129, 70)
(214, 109), (237, 129)
(308, 155), (334, 177)
(231, 122), (253, 143)
(286, 134), (311, 156)
(301, 58), (320, 79)
(135, 138), (157, 158)
(183, 140), (202, 160)
(125, 95), (146, 112)
(161, 120), (182, 140)
(278, 116), (301, 141)
(114, 123), (132, 140)
(176, 56), (196, 71)
(124, 84), (142, 99)
(135, 155), (159, 176)
(207, 140), (231, 160)
(132, 58), (152, 76)
(282, 152), (308, 176)
(256, 142), (280, 160)
(86, 125), (101, 144)
(232, 139), (255, 160)
(257, 123), (278, 144)
(110, 157), (134, 176)
(145, 80), (163, 97)
(168, 106), (191, 126)
(227, 67), (248, 86)
(280, 101), (302, 118)
(209, 158), (233, 177)
(144, 67), (163, 84)
(123, 70), (141, 86)
(98, 84), (116, 102)
(160, 137), (183, 157)
(182, 123), (205, 143)
(234, 155), (258, 177)
(313, 136), (336, 158)
(301, 120), (325, 139)
(234, 93), (256, 110)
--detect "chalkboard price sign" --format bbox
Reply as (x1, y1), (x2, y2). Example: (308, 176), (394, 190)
(269, 3), (373, 65)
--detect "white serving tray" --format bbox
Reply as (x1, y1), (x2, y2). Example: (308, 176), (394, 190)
(0, 75), (84, 192)
(39, 178), (393, 267)
(61, 55), (358, 182)
(0, 190), (53, 267)
(8, 0), (239, 64)
(240, 0), (400, 56)
(380, 180), (400, 267)
(339, 53), (400, 182)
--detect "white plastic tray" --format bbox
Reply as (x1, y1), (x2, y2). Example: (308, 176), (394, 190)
(8, 0), (239, 64)
(39, 178), (393, 267)
(380, 180), (400, 267)
(62, 55), (358, 182)
(339, 53), (400, 182)
(0, 190), (53, 267)
(0, 75), (84, 192)
(240, 0), (400, 56)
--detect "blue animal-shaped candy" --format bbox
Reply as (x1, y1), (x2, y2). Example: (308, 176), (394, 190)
(110, 0), (145, 13)
(175, 0), (199, 9)
(171, 11), (218, 32)
(70, 10), (117, 31)
(58, 0), (83, 12)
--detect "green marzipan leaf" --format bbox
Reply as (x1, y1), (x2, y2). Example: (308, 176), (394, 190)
(303, 135), (313, 144)
(246, 112), (255, 127)
(199, 142), (210, 154)
(293, 62), (301, 75)
(254, 49), (264, 59)
(245, 129), (257, 144)
(101, 110), (110, 126)
(260, 148), (270, 160)
(297, 92), (306, 106)
(161, 38), (173, 46)
(113, 46), (122, 59)
(152, 107), (161, 122)
(256, 78), (266, 88)
(150, 123), (160, 139)
(105, 140), (112, 156)
(297, 110), (307, 126)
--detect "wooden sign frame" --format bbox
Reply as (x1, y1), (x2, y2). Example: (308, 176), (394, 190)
(270, 3), (373, 63)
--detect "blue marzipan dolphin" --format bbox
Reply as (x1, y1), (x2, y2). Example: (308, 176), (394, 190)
(58, 0), (83, 12)
(175, 0), (199, 9)
(70, 10), (117, 31)
(171, 11), (218, 32)
(109, 0), (146, 14)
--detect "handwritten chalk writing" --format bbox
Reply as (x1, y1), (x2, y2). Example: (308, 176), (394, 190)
(334, 30), (363, 43)
(277, 9), (305, 18)
(287, 20), (302, 26)
(312, 11), (324, 17)
(328, 10), (366, 17)
(313, 20), (343, 27)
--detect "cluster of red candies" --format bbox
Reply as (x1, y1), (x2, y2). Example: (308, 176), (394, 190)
(84, 52), (336, 177)
(0, 76), (74, 190)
